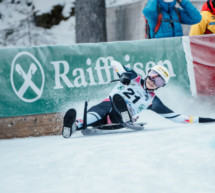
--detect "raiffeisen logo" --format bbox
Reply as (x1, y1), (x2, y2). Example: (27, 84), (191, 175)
(10, 52), (45, 103)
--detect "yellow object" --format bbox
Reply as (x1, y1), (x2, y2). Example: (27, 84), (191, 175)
(190, 11), (215, 35)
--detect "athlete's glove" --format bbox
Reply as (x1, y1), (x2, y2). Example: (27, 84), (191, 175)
(199, 117), (215, 123)
(120, 72), (131, 85)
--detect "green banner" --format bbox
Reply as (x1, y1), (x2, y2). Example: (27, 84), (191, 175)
(0, 37), (190, 118)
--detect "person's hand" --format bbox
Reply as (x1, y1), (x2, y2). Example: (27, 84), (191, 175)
(120, 72), (131, 85)
(199, 117), (215, 123)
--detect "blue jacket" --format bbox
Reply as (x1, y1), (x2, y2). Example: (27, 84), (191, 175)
(143, 0), (202, 38)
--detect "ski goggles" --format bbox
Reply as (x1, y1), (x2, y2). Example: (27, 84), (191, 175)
(148, 70), (165, 87)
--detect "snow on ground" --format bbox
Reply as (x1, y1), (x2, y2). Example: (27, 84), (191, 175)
(33, 0), (75, 16)
(0, 102), (215, 193)
(0, 0), (143, 47)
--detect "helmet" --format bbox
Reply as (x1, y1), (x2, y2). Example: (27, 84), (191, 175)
(150, 65), (170, 85)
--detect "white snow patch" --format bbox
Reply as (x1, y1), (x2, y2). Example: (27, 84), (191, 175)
(33, 0), (75, 16)
(0, 112), (215, 193)
(1, 86), (215, 193)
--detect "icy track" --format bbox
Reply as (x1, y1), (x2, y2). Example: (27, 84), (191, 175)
(0, 109), (215, 193)
(1, 84), (215, 193)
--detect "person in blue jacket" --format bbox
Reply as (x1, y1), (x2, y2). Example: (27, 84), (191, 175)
(143, 0), (202, 38)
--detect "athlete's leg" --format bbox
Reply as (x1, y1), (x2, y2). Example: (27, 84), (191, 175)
(83, 101), (112, 127)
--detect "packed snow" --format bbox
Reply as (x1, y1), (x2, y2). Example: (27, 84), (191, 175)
(1, 85), (215, 193)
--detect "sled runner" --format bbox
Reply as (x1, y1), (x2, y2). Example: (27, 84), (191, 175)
(81, 122), (146, 136)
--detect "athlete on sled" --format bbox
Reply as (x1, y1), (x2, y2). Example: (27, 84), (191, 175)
(62, 61), (215, 138)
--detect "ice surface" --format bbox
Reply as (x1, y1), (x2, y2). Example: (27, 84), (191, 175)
(0, 103), (215, 193)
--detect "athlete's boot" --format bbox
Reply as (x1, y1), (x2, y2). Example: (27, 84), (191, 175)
(112, 94), (132, 123)
(62, 109), (77, 138)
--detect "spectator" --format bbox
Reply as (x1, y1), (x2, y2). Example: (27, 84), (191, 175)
(190, 0), (215, 35)
(143, 0), (202, 38)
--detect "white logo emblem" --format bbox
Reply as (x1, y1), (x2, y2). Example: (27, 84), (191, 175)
(10, 52), (45, 102)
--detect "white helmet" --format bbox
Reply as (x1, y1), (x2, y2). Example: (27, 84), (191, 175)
(151, 65), (170, 85)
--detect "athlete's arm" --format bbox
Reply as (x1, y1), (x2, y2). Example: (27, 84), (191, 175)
(111, 60), (138, 84)
(148, 96), (215, 123)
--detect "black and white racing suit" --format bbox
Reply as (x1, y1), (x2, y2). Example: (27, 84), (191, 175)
(82, 61), (214, 128)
